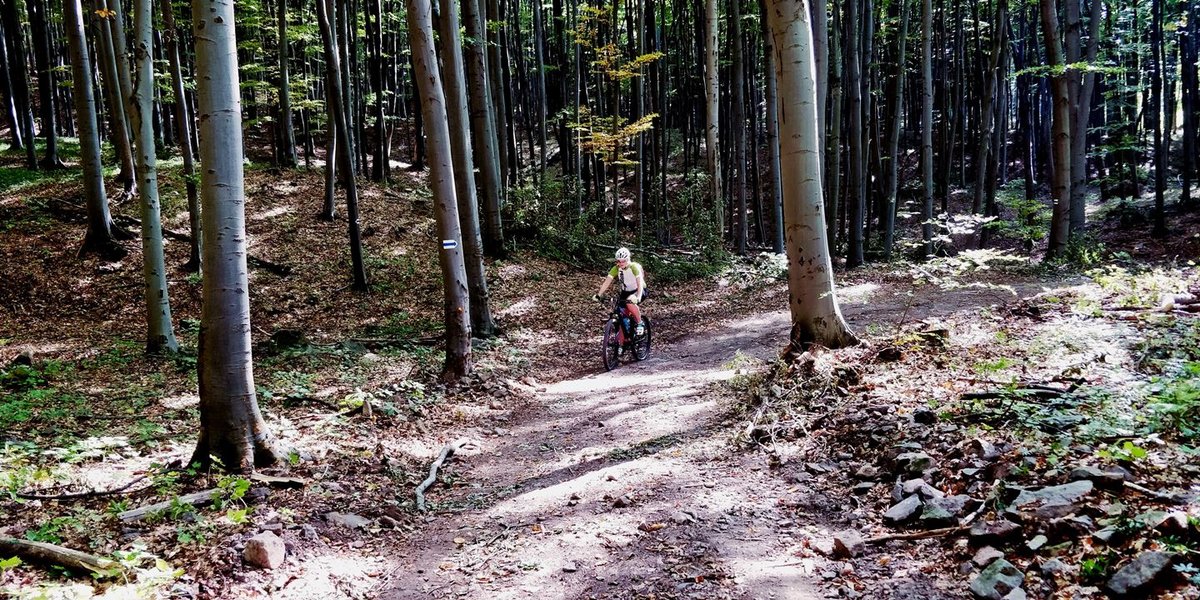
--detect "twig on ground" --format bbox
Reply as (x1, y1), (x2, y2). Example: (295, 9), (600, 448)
(415, 439), (471, 512)
(118, 488), (221, 522)
(0, 537), (122, 575)
(865, 479), (998, 545)
(16, 474), (150, 501)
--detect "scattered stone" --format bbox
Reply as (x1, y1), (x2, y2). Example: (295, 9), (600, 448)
(489, 400), (504, 410)
(920, 495), (970, 526)
(562, 561), (578, 573)
(1048, 514), (1094, 539)
(301, 524), (318, 540)
(912, 408), (937, 424)
(1026, 535), (1048, 551)
(1068, 465), (1131, 488)
(243, 531), (286, 569)
(967, 439), (1001, 461)
(883, 495), (923, 525)
(972, 547), (1004, 568)
(379, 516), (399, 529)
(969, 520), (1022, 544)
(246, 487), (270, 503)
(260, 522), (283, 532)
(810, 537), (836, 557)
(613, 494), (633, 508)
(10, 351), (33, 367)
(969, 558), (1024, 600)
(1007, 480), (1093, 521)
(1151, 511), (1190, 535)
(324, 512), (372, 530)
(832, 531), (864, 558)
(1040, 558), (1076, 578)
(1106, 552), (1177, 597)
(320, 481), (346, 494)
(269, 329), (307, 349)
(894, 452), (933, 476)
(360, 352), (382, 364)
(1092, 527), (1118, 544)
(672, 511), (695, 524)
(852, 482), (875, 495)
(1001, 589), (1026, 600)
(960, 562), (976, 575)
(855, 465), (881, 480)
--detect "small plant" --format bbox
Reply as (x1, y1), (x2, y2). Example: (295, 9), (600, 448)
(1096, 440), (1149, 463)
(1080, 552), (1116, 582)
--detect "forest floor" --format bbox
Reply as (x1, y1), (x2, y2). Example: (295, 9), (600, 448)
(2, 140), (1200, 599)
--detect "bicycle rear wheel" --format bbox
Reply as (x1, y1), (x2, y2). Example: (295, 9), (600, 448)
(634, 317), (652, 361)
(602, 319), (621, 371)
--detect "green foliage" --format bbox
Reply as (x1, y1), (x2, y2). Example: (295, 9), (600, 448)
(1096, 440), (1149, 463)
(1144, 362), (1200, 440)
(0, 556), (21, 571)
(985, 181), (1049, 248)
(1080, 552), (1117, 582)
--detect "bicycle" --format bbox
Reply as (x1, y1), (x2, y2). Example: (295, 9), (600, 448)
(599, 295), (652, 371)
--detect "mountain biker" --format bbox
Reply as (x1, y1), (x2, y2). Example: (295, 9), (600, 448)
(593, 247), (646, 338)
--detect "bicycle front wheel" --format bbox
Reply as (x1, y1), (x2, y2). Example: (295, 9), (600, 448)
(602, 319), (621, 371)
(634, 316), (652, 361)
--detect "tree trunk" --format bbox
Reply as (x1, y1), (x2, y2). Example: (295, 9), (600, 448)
(277, 0), (297, 167)
(883, 0), (910, 259)
(190, 0), (280, 473)
(463, 0), (505, 256)
(66, 0), (124, 259)
(406, 0), (473, 380)
(130, 0), (178, 353)
(766, 0), (859, 351)
(317, 0), (369, 290)
(25, 0), (63, 168)
(1040, 0), (1071, 258)
(532, 0), (547, 175)
(704, 0), (722, 231)
(971, 0), (1005, 217)
(94, 0), (136, 194)
(826, 4), (842, 250)
(920, 0), (933, 256)
(0, 0), (36, 168)
(436, 0), (496, 338)
(763, 0), (784, 254)
(1149, 0), (1166, 237)
(160, 0), (200, 270)
(1182, 0), (1197, 209)
(845, 0), (865, 267)
(732, 0), (748, 255)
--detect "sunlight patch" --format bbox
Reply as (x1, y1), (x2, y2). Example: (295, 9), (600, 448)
(251, 205), (293, 221)
(159, 394), (198, 410)
(498, 297), (538, 318)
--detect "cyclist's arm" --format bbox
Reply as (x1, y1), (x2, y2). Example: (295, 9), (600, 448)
(597, 275), (614, 296)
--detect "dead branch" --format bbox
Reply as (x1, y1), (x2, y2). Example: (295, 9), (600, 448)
(16, 475), (150, 501)
(350, 336), (442, 347)
(249, 473), (308, 489)
(117, 488), (220, 522)
(0, 537), (122, 575)
(1124, 481), (1189, 504)
(415, 439), (470, 512)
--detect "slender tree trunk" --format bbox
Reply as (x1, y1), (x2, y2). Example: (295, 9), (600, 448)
(368, 0), (387, 180)
(766, 0), (858, 351)
(66, 0), (124, 259)
(278, 0), (297, 167)
(882, 0), (909, 259)
(1040, 0), (1071, 258)
(0, 0), (36, 168)
(1182, 0), (1197, 209)
(920, 0), (933, 256)
(811, 0), (827, 172)
(160, 0), (200, 270)
(436, 0), (496, 338)
(26, 0), (64, 168)
(732, 0), (748, 255)
(406, 0), (473, 380)
(94, 0), (136, 193)
(826, 4), (842, 250)
(190, 0), (280, 473)
(129, 0), (178, 353)
(971, 0), (1005, 217)
(1149, 0), (1166, 237)
(317, 0), (369, 290)
(463, 0), (505, 256)
(763, 0), (784, 254)
(845, 0), (865, 267)
(704, 0), (722, 231)
(532, 0), (547, 175)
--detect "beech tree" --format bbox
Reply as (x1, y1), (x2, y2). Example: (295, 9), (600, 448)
(766, 0), (858, 351)
(190, 0), (280, 471)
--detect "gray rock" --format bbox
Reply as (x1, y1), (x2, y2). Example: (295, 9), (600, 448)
(969, 520), (1022, 544)
(1040, 558), (1076, 578)
(972, 547), (1004, 568)
(969, 559), (1024, 600)
(852, 482), (876, 495)
(379, 516), (400, 529)
(883, 495), (923, 525)
(562, 561), (579, 573)
(1026, 534), (1048, 551)
(895, 452), (933, 475)
(1106, 552), (1177, 596)
(1068, 465), (1131, 488)
(320, 481), (346, 494)
(968, 439), (1001, 461)
(912, 408), (937, 424)
(810, 537), (836, 556)
(244, 531), (286, 569)
(832, 531), (864, 558)
(301, 524), (318, 539)
(855, 465), (881, 480)
(324, 512), (372, 530)
(920, 495), (970, 527)
(1008, 481), (1093, 521)
(1001, 590), (1026, 600)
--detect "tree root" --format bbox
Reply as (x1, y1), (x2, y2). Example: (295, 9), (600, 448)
(415, 439), (471, 512)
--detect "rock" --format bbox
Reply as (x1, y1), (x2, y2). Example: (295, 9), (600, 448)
(810, 537), (836, 556)
(301, 524), (318, 539)
(1040, 558), (1076, 578)
(967, 439), (1001, 461)
(613, 494), (633, 508)
(969, 559), (1024, 600)
(969, 520), (1022, 544)
(270, 328), (308, 349)
(320, 481), (346, 494)
(360, 352), (383, 364)
(1068, 465), (1131, 488)
(1025, 535), (1048, 551)
(1007, 481), (1093, 521)
(246, 487), (270, 503)
(1048, 515), (1094, 539)
(972, 547), (1004, 568)
(10, 351), (33, 367)
(324, 512), (372, 530)
(1151, 511), (1191, 535)
(832, 531), (864, 558)
(489, 400), (504, 410)
(1106, 552), (1177, 596)
(379, 516), (400, 529)
(243, 531), (286, 569)
(260, 522), (284, 532)
(894, 452), (933, 475)
(562, 561), (578, 573)
(852, 482), (875, 495)
(855, 465), (881, 480)
(912, 408), (937, 424)
(1001, 589), (1026, 600)
(920, 495), (970, 526)
(671, 511), (695, 524)
(883, 495), (923, 525)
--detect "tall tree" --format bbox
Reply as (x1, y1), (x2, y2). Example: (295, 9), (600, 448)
(64, 0), (125, 259)
(160, 0), (201, 270)
(1067, 0), (1102, 233)
(130, 0), (178, 353)
(766, 0), (858, 351)
(94, 0), (136, 194)
(25, 0), (64, 168)
(463, 0), (506, 256)
(278, 0), (298, 167)
(763, 0), (783, 254)
(882, 0), (910, 259)
(316, 0), (369, 290)
(920, 0), (933, 257)
(703, 0), (722, 229)
(0, 0), (36, 168)
(190, 0), (281, 472)
(406, 0), (473, 379)
(1148, 0), (1166, 237)
(435, 0), (497, 338)
(1040, 0), (1072, 258)
(731, 0), (748, 254)
(845, 0), (866, 267)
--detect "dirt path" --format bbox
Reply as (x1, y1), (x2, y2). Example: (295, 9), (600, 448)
(366, 279), (1051, 600)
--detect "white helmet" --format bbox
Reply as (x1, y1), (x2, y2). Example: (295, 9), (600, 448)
(615, 247), (631, 261)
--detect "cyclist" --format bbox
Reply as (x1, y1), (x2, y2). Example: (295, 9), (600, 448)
(593, 247), (646, 339)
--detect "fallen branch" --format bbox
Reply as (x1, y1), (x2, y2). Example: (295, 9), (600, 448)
(350, 336), (441, 347)
(1124, 481), (1189, 504)
(16, 475), (150, 501)
(249, 473), (308, 489)
(415, 439), (470, 512)
(0, 537), (121, 575)
(118, 488), (220, 522)
(960, 387), (1071, 401)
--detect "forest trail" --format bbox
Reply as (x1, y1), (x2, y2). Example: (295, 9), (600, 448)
(369, 278), (1050, 600)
